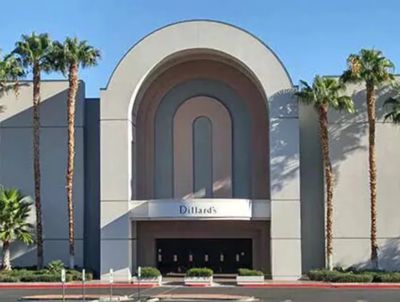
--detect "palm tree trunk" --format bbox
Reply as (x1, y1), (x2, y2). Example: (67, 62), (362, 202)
(318, 104), (334, 270)
(32, 63), (44, 269)
(1, 241), (11, 271)
(66, 63), (78, 269)
(366, 82), (379, 269)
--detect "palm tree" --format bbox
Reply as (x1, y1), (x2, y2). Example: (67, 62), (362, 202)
(50, 37), (100, 269)
(13, 33), (54, 269)
(384, 82), (400, 124)
(341, 49), (395, 269)
(0, 52), (24, 111)
(0, 187), (34, 271)
(296, 76), (354, 270)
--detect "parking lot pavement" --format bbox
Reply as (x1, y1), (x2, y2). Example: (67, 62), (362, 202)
(1, 285), (400, 302)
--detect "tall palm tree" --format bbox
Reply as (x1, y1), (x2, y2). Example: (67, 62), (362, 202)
(0, 52), (24, 111)
(341, 49), (394, 269)
(0, 187), (34, 271)
(296, 76), (354, 270)
(50, 37), (100, 269)
(13, 33), (54, 269)
(384, 82), (400, 124)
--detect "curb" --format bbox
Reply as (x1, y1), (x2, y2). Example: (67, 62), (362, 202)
(240, 283), (400, 289)
(2, 282), (400, 290)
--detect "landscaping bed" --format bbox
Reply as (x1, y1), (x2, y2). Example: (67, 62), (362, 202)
(308, 268), (400, 283)
(0, 261), (93, 282)
(236, 268), (264, 285)
(184, 268), (213, 286)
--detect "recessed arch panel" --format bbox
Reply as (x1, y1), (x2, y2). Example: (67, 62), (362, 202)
(173, 96), (232, 199)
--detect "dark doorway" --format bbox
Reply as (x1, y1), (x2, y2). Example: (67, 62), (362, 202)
(156, 238), (252, 274)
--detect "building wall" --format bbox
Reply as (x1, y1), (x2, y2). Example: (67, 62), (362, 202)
(299, 103), (325, 272)
(0, 81), (85, 267)
(84, 98), (100, 275)
(329, 81), (400, 270)
(299, 79), (400, 272)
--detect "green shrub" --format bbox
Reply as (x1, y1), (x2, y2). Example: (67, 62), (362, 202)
(308, 269), (338, 281)
(65, 269), (93, 281)
(308, 268), (373, 283)
(331, 273), (373, 283)
(0, 275), (19, 282)
(139, 267), (161, 278)
(238, 268), (264, 276)
(47, 260), (65, 274)
(186, 268), (213, 277)
(373, 272), (400, 283)
(20, 273), (72, 282)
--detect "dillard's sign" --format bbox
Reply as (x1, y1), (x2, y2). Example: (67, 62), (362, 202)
(179, 204), (217, 215)
(148, 199), (252, 219)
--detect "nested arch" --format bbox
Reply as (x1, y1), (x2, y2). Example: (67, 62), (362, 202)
(101, 20), (294, 202)
(173, 96), (232, 199)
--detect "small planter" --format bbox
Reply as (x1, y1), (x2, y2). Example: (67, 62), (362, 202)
(184, 276), (213, 286)
(236, 275), (264, 285)
(184, 268), (214, 286)
(132, 276), (162, 286)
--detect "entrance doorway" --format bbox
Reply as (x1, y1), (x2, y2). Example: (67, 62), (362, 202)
(156, 238), (252, 274)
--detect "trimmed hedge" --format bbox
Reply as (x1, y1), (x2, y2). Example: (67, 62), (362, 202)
(186, 268), (213, 277)
(308, 268), (400, 283)
(0, 275), (19, 282)
(332, 273), (373, 283)
(238, 268), (264, 276)
(373, 272), (400, 283)
(0, 267), (93, 282)
(139, 267), (161, 278)
(20, 274), (71, 282)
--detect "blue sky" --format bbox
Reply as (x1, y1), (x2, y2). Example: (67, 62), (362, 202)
(0, 0), (399, 97)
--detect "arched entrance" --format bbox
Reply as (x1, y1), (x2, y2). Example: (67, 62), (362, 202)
(100, 20), (301, 280)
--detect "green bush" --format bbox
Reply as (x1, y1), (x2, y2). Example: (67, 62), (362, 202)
(331, 273), (373, 283)
(308, 269), (338, 281)
(0, 275), (19, 282)
(47, 260), (65, 274)
(0, 267), (92, 282)
(20, 273), (71, 282)
(308, 269), (373, 283)
(238, 268), (264, 276)
(66, 269), (93, 281)
(139, 267), (161, 278)
(186, 268), (213, 277)
(373, 272), (400, 283)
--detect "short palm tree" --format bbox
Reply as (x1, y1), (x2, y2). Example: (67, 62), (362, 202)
(0, 187), (34, 271)
(296, 76), (354, 270)
(384, 82), (400, 124)
(50, 37), (100, 269)
(0, 52), (24, 111)
(341, 49), (394, 269)
(13, 32), (54, 269)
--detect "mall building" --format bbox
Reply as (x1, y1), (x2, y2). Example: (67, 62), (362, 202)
(1, 20), (400, 280)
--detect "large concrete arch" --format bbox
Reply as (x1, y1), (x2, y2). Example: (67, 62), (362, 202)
(100, 20), (301, 280)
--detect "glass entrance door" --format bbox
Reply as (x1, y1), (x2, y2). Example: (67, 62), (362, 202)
(156, 238), (252, 274)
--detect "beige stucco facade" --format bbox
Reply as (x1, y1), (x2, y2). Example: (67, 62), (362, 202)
(1, 20), (400, 280)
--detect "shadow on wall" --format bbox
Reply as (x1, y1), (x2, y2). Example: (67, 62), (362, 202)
(347, 239), (400, 271)
(379, 239), (400, 271)
(0, 83), (30, 113)
(329, 85), (394, 182)
(268, 88), (300, 195)
(0, 87), (84, 267)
